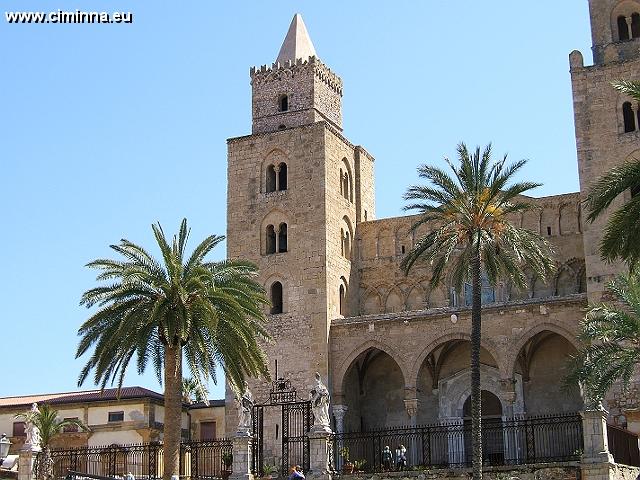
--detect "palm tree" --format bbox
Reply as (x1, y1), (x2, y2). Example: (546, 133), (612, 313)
(583, 80), (640, 269)
(567, 272), (640, 406)
(401, 143), (555, 480)
(76, 219), (270, 480)
(182, 376), (209, 404)
(15, 403), (88, 480)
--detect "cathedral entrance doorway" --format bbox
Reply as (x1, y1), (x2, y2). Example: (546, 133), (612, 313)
(462, 391), (504, 466)
(252, 378), (313, 476)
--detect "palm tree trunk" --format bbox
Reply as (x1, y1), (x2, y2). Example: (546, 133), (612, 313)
(163, 345), (183, 480)
(470, 247), (483, 480)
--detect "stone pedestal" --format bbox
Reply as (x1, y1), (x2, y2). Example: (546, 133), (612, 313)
(18, 446), (41, 480)
(230, 433), (254, 480)
(307, 426), (332, 480)
(580, 408), (616, 480)
(581, 408), (614, 464)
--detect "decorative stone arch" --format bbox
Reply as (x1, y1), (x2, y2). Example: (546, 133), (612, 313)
(505, 323), (580, 379)
(376, 227), (394, 258)
(610, 0), (640, 42)
(408, 331), (506, 391)
(394, 225), (412, 256)
(559, 202), (580, 235)
(261, 148), (290, 193)
(555, 259), (580, 296)
(384, 285), (405, 313)
(360, 285), (382, 315)
(260, 209), (291, 255)
(616, 90), (640, 134)
(339, 276), (349, 316)
(438, 365), (524, 419)
(341, 215), (355, 259)
(333, 338), (410, 399)
(405, 281), (428, 310)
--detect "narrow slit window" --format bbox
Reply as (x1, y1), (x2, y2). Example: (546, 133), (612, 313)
(279, 95), (289, 112)
(271, 282), (283, 314)
(266, 165), (276, 193)
(619, 15), (631, 41)
(623, 102), (636, 132)
(339, 284), (346, 316)
(547, 226), (552, 236)
(278, 223), (288, 253)
(278, 163), (287, 191)
(632, 13), (640, 38)
(266, 225), (276, 254)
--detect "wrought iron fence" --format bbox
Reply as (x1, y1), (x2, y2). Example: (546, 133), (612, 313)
(607, 424), (640, 467)
(43, 440), (232, 480)
(330, 413), (583, 472)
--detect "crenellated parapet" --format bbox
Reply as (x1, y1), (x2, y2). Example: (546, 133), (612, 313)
(250, 56), (343, 96)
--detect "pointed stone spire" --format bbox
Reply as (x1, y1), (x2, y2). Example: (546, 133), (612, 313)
(276, 14), (317, 65)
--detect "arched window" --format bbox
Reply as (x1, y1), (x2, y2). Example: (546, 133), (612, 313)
(623, 102), (636, 132)
(266, 225), (276, 254)
(270, 282), (283, 314)
(632, 13), (640, 38)
(266, 165), (277, 193)
(339, 284), (346, 316)
(344, 230), (351, 260)
(619, 15), (631, 41)
(339, 169), (344, 196)
(340, 228), (345, 256)
(278, 163), (287, 191)
(278, 223), (288, 253)
(279, 95), (289, 112)
(343, 173), (349, 200)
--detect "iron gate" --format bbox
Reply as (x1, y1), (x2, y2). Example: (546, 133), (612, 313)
(252, 378), (313, 476)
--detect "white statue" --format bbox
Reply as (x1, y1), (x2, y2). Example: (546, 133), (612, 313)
(24, 403), (41, 449)
(309, 372), (331, 428)
(237, 384), (253, 432)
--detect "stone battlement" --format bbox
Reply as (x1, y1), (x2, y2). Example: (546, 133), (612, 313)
(250, 56), (343, 95)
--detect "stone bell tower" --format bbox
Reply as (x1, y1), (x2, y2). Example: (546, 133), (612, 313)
(225, 14), (375, 434)
(570, 0), (640, 301)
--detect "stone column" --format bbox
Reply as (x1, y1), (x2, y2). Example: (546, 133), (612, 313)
(307, 426), (333, 480)
(274, 165), (281, 191)
(332, 405), (347, 434)
(18, 445), (41, 480)
(230, 433), (254, 480)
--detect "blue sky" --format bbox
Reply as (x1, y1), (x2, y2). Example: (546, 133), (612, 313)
(0, 1), (592, 400)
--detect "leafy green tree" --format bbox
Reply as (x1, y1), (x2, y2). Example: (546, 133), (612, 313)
(568, 273), (640, 406)
(76, 219), (270, 480)
(401, 143), (555, 480)
(583, 80), (640, 269)
(15, 403), (88, 480)
(182, 376), (209, 404)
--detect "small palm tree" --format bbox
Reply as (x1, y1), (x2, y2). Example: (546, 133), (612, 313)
(76, 219), (270, 480)
(583, 80), (640, 269)
(401, 143), (555, 480)
(567, 272), (640, 406)
(15, 403), (88, 480)
(182, 376), (209, 404)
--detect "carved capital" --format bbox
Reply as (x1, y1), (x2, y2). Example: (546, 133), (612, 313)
(404, 398), (419, 419)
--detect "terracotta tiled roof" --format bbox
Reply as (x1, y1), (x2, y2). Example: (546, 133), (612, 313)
(0, 386), (164, 408)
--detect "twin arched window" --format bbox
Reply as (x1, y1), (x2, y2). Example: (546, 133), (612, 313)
(617, 13), (640, 41)
(266, 223), (288, 254)
(341, 228), (351, 259)
(266, 163), (288, 193)
(270, 281), (283, 314)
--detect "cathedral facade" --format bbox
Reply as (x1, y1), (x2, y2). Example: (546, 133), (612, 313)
(224, 0), (640, 441)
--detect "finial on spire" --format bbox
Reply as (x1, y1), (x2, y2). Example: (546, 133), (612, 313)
(276, 14), (317, 65)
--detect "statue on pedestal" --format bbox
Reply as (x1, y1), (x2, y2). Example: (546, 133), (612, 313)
(24, 403), (41, 450)
(309, 373), (330, 429)
(236, 384), (254, 433)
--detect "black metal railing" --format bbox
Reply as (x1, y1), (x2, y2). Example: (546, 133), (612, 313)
(607, 424), (640, 467)
(330, 413), (583, 472)
(43, 439), (232, 480)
